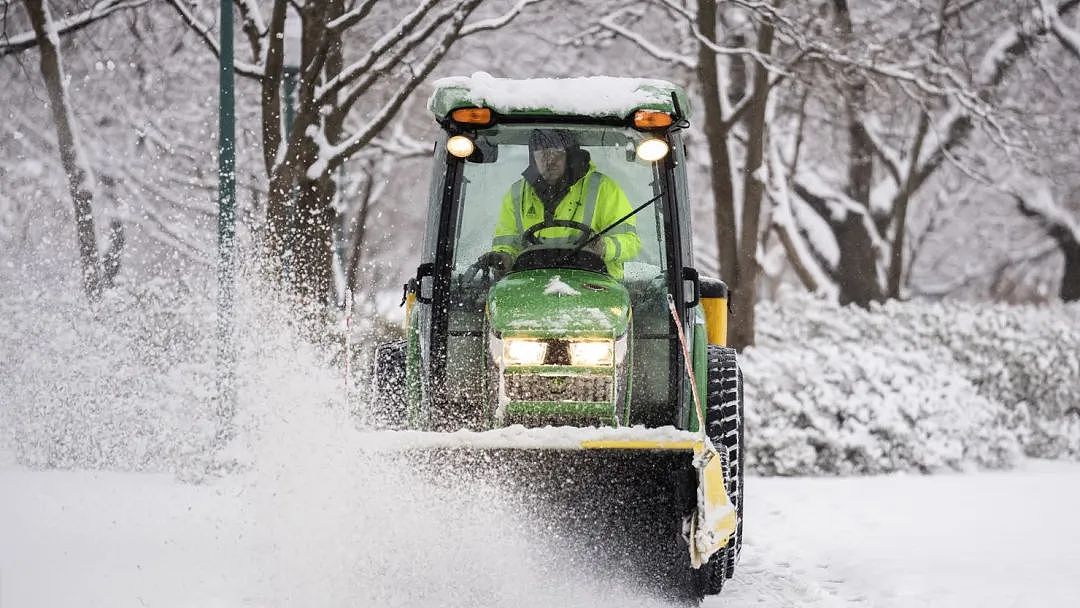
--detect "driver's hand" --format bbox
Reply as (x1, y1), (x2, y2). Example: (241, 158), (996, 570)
(476, 251), (512, 273)
(585, 237), (606, 259)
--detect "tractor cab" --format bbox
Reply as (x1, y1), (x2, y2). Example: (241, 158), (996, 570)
(397, 74), (703, 433)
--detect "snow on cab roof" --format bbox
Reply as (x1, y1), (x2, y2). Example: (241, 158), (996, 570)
(428, 72), (691, 121)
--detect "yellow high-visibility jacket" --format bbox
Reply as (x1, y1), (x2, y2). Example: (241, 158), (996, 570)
(491, 164), (641, 278)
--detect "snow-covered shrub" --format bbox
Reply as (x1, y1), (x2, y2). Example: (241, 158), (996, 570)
(745, 293), (1080, 475)
(884, 302), (1080, 460)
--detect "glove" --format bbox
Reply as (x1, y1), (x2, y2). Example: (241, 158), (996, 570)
(464, 251), (512, 284)
(476, 251), (512, 273)
(584, 237), (606, 260)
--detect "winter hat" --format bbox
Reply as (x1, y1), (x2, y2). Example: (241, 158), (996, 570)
(523, 129), (592, 210)
(528, 128), (578, 152)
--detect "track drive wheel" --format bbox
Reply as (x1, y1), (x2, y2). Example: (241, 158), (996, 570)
(699, 345), (744, 594)
(372, 339), (407, 428)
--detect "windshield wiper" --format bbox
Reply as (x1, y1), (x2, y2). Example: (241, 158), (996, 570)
(559, 191), (664, 266)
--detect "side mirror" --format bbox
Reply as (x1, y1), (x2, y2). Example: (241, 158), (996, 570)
(415, 262), (435, 304)
(682, 266), (701, 308)
(468, 137), (499, 163)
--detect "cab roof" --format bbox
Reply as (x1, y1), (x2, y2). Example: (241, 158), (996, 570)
(428, 72), (691, 123)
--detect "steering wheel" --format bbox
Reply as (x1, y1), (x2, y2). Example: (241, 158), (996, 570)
(521, 219), (598, 247)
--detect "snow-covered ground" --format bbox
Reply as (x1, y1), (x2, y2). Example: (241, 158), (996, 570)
(726, 459), (1080, 607)
(3, 282), (1077, 607)
(3, 455), (1077, 607)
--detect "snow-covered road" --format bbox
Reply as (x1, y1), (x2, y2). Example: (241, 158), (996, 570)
(2, 459), (1077, 608)
(723, 459), (1080, 607)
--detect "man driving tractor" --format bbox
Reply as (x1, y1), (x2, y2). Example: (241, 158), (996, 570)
(475, 129), (642, 279)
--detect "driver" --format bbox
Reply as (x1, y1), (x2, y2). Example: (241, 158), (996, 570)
(476, 129), (641, 279)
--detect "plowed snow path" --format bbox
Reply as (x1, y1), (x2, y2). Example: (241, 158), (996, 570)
(2, 460), (1078, 607)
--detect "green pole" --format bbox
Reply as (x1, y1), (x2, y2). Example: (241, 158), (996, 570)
(217, 0), (237, 437)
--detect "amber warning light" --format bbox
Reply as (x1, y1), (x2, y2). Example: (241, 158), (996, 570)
(633, 110), (673, 129)
(451, 107), (493, 125)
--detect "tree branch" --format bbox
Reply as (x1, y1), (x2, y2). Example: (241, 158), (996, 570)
(596, 7), (696, 69)
(327, 0), (379, 33)
(460, 0), (545, 36)
(260, 0), (287, 177)
(314, 0), (441, 105)
(1014, 189), (1080, 250)
(766, 135), (835, 295)
(909, 0), (1080, 203)
(235, 0), (266, 63)
(310, 0), (481, 177)
(1045, 0), (1080, 58)
(333, 2), (461, 112)
(1, 0), (146, 57)
(164, 0), (264, 79)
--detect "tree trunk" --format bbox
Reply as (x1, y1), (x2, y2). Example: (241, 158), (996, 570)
(292, 174), (337, 304)
(260, 0), (353, 305)
(24, 0), (102, 300)
(728, 19), (775, 350)
(793, 182), (884, 306)
(697, 0), (738, 285)
(345, 171), (374, 294)
(833, 216), (884, 305)
(1018, 194), (1080, 302)
(1062, 242), (1080, 302)
(831, 0), (882, 306)
(885, 111), (931, 298)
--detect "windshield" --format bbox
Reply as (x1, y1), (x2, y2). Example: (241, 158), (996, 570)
(438, 123), (676, 424)
(450, 123), (666, 281)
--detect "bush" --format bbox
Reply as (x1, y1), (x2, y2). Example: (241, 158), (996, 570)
(744, 294), (1080, 475)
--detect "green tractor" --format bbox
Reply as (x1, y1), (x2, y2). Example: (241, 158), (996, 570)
(371, 74), (744, 602)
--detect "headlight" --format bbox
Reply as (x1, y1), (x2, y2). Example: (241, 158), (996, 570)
(446, 135), (475, 158)
(635, 138), (669, 161)
(570, 340), (614, 367)
(503, 339), (547, 366)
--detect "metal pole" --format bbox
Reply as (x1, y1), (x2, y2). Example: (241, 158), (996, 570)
(216, 0), (237, 439)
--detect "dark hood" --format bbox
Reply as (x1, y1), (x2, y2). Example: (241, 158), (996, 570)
(522, 129), (591, 213)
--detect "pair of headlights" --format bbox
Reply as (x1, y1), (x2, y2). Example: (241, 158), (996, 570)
(446, 135), (670, 162)
(503, 338), (614, 367)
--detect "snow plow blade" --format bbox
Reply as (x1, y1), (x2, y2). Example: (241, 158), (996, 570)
(358, 425), (736, 567)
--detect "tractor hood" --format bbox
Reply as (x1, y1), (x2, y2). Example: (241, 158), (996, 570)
(487, 268), (631, 339)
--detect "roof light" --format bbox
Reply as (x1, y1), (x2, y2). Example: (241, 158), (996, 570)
(450, 107), (493, 125)
(446, 135), (475, 158)
(633, 110), (673, 129)
(636, 138), (669, 162)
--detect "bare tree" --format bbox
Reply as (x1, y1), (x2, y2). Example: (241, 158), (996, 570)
(787, 0), (1080, 304)
(585, 0), (1080, 346)
(1, 0), (146, 57)
(1014, 188), (1080, 301)
(170, 0), (543, 305)
(20, 0), (123, 299)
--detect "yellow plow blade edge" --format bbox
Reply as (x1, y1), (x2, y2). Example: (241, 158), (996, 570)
(689, 441), (737, 567)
